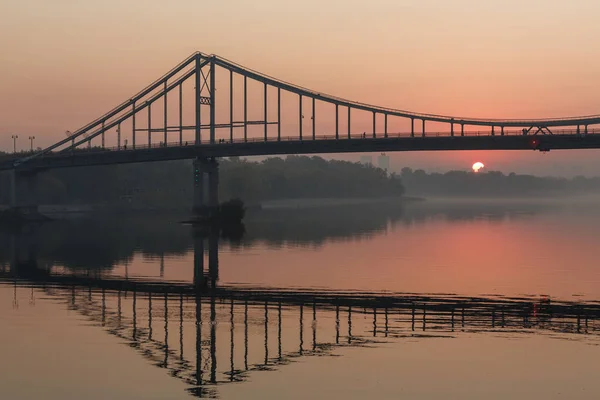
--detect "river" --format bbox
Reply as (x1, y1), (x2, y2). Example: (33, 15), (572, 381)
(1, 200), (599, 399)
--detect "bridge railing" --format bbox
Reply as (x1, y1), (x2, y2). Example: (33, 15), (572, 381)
(5, 126), (600, 165)
(21, 127), (600, 161)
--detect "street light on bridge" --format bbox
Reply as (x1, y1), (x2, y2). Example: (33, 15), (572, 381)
(11, 134), (18, 153)
(28, 136), (36, 152)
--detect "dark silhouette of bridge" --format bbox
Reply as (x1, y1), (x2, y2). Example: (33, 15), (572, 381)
(3, 274), (599, 398)
(2, 52), (600, 214)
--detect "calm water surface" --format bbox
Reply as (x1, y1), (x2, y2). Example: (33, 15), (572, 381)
(1, 200), (600, 399)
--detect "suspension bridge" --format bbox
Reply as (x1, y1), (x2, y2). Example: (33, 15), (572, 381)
(3, 51), (600, 214)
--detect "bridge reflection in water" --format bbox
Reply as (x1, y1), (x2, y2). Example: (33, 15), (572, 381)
(2, 206), (600, 398)
(2, 273), (600, 397)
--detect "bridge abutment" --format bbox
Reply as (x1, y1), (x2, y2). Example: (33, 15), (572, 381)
(5, 170), (41, 216)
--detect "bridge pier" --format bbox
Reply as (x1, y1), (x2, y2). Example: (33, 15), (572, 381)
(208, 162), (219, 210)
(192, 159), (205, 214)
(5, 170), (41, 216)
(192, 157), (219, 217)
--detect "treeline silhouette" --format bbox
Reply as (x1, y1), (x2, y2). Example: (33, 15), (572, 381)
(0, 155), (404, 207)
(4, 149), (600, 202)
(400, 168), (600, 197)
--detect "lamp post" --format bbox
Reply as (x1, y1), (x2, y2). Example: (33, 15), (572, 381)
(28, 136), (35, 152)
(11, 135), (18, 153)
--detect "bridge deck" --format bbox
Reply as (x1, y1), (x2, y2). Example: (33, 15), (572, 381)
(2, 272), (599, 319)
(3, 132), (600, 171)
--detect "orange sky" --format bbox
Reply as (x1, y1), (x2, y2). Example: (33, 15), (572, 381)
(2, 0), (600, 176)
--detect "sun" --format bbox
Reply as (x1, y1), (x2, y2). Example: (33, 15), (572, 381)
(472, 162), (485, 173)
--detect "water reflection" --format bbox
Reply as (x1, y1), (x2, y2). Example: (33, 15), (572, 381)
(0, 201), (561, 272)
(2, 202), (600, 397)
(2, 277), (600, 398)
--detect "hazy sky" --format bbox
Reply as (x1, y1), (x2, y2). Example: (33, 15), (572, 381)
(2, 0), (600, 176)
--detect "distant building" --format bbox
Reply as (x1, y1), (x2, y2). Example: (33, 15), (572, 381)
(378, 153), (390, 172)
(360, 155), (373, 166)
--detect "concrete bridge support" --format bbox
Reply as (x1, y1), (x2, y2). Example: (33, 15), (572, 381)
(192, 158), (205, 215)
(6, 170), (40, 214)
(208, 162), (219, 210)
(192, 157), (219, 217)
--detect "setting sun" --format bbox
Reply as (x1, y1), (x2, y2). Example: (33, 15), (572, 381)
(472, 162), (485, 173)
